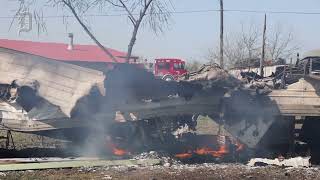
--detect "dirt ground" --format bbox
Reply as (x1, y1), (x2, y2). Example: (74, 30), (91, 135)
(0, 131), (66, 150)
(1, 164), (320, 180)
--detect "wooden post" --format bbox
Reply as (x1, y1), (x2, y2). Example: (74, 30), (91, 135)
(260, 14), (267, 77)
(309, 58), (313, 75)
(219, 0), (224, 69)
(290, 58), (293, 75)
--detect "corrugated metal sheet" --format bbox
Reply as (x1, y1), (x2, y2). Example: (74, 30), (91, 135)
(0, 48), (106, 117)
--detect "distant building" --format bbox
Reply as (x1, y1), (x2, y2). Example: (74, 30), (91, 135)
(229, 65), (287, 78)
(0, 39), (138, 72)
(229, 58), (288, 78)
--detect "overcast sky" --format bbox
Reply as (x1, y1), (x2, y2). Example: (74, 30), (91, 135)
(0, 0), (319, 62)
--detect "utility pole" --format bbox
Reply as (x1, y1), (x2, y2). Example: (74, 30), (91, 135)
(219, 0), (224, 69)
(218, 0), (225, 140)
(260, 14), (267, 77)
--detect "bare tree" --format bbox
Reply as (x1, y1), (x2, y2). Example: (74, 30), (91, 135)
(266, 26), (299, 61)
(206, 39), (243, 68)
(10, 0), (47, 35)
(223, 34), (245, 67)
(103, 0), (171, 62)
(206, 48), (219, 64)
(186, 60), (202, 72)
(240, 23), (260, 60)
(12, 0), (118, 62)
(12, 0), (172, 63)
(60, 0), (119, 62)
(207, 23), (299, 69)
(222, 27), (260, 69)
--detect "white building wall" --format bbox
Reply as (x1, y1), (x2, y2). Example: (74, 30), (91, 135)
(229, 66), (279, 79)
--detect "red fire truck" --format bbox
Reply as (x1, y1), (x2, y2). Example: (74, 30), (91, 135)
(143, 58), (187, 81)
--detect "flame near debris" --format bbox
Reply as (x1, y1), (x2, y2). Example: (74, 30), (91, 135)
(175, 146), (229, 159)
(106, 134), (244, 160)
(175, 136), (244, 159)
(112, 147), (129, 156)
(105, 136), (130, 156)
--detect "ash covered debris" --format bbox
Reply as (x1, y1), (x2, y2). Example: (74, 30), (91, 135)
(248, 157), (310, 168)
(178, 64), (280, 148)
(179, 63), (241, 89)
(0, 48), (316, 164)
(179, 63), (275, 96)
(0, 80), (20, 103)
(0, 48), (276, 142)
(133, 151), (180, 167)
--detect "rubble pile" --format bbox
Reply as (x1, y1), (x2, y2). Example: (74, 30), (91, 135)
(180, 64), (241, 89)
(239, 71), (279, 95)
(133, 151), (181, 167)
(180, 64), (276, 95)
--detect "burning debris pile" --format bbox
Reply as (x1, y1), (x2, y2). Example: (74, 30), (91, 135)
(0, 47), (318, 167)
(96, 63), (284, 164)
(174, 135), (244, 161)
(0, 49), (276, 154)
(105, 124), (247, 164)
(178, 64), (281, 149)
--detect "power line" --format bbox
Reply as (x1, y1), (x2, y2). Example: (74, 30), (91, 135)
(225, 9), (320, 15)
(1, 9), (320, 19)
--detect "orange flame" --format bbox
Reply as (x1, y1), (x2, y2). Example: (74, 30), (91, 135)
(175, 150), (193, 158)
(211, 145), (229, 157)
(106, 137), (130, 156)
(175, 135), (246, 159)
(112, 147), (128, 156)
(175, 145), (229, 159)
(195, 145), (229, 157)
(175, 153), (193, 159)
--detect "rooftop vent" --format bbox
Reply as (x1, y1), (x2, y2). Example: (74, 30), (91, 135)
(67, 33), (74, 51)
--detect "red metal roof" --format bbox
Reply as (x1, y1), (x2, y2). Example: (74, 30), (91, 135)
(0, 39), (127, 63)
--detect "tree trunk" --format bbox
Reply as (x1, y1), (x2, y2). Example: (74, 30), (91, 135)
(126, 23), (140, 63)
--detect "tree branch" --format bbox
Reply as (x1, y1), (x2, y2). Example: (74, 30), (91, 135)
(104, 0), (123, 8)
(62, 0), (118, 63)
(125, 0), (154, 62)
(118, 0), (137, 24)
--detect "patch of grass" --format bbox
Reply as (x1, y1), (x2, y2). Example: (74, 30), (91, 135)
(0, 131), (67, 150)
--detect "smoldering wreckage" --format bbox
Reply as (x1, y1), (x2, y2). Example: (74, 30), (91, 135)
(0, 46), (319, 173)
